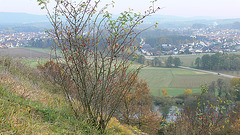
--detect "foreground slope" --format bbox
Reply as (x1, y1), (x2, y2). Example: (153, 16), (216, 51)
(0, 58), (143, 134)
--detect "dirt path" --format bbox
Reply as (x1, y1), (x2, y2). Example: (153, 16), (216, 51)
(179, 66), (237, 78)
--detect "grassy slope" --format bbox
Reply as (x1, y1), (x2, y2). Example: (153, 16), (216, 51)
(0, 73), (99, 134)
(0, 64), (140, 135)
(0, 85), (77, 134)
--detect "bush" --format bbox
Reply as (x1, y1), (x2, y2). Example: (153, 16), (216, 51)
(164, 86), (240, 135)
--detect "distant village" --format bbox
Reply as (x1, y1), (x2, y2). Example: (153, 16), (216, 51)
(1, 27), (240, 56)
(0, 31), (47, 48)
(140, 27), (240, 56)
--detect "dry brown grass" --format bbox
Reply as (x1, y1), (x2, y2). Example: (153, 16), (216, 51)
(0, 58), (143, 134)
(0, 73), (59, 108)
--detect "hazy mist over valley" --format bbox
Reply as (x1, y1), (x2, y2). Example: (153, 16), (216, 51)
(0, 0), (240, 134)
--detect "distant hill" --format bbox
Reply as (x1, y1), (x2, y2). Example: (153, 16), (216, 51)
(216, 22), (240, 30)
(1, 12), (240, 30)
(0, 12), (51, 32)
(0, 12), (48, 24)
(192, 23), (208, 29)
(139, 15), (240, 29)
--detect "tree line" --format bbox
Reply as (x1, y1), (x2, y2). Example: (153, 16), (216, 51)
(28, 38), (54, 48)
(151, 77), (240, 134)
(137, 55), (181, 68)
(145, 36), (194, 49)
(195, 53), (240, 70)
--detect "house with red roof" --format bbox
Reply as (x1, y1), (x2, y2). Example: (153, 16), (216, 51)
(0, 43), (7, 48)
(6, 43), (13, 48)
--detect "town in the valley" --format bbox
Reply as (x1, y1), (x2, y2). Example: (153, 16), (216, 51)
(1, 25), (240, 56)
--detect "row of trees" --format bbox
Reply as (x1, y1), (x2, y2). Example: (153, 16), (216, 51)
(152, 76), (240, 122)
(174, 78), (239, 109)
(208, 79), (234, 98)
(167, 84), (240, 135)
(195, 53), (240, 70)
(151, 77), (240, 134)
(145, 36), (194, 49)
(28, 38), (54, 48)
(137, 55), (181, 68)
(166, 56), (181, 68)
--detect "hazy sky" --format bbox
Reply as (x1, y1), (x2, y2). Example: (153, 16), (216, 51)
(0, 0), (240, 18)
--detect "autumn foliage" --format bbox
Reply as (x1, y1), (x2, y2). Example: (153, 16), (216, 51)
(164, 86), (240, 135)
(115, 75), (162, 134)
(162, 88), (168, 96)
(37, 60), (66, 84)
(230, 77), (240, 87)
(184, 89), (193, 95)
(232, 117), (240, 133)
(37, 0), (160, 131)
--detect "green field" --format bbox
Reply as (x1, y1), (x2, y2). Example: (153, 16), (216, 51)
(138, 67), (230, 96)
(18, 48), (232, 97)
(21, 59), (50, 67)
(21, 58), (230, 97)
(25, 47), (62, 56)
(24, 47), (52, 54)
(25, 48), (204, 67)
(158, 54), (207, 67)
(217, 70), (240, 77)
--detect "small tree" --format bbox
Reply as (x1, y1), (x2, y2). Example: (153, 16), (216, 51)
(217, 79), (224, 97)
(116, 75), (162, 134)
(162, 88), (168, 96)
(37, 0), (160, 131)
(208, 81), (216, 95)
(184, 89), (192, 95)
(166, 56), (173, 68)
(231, 77), (240, 87)
(201, 54), (211, 69)
(195, 57), (201, 68)
(231, 78), (240, 101)
(183, 49), (189, 54)
(152, 57), (161, 67)
(137, 55), (146, 64)
(173, 57), (181, 67)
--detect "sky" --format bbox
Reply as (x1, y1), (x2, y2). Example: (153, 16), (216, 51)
(0, 0), (240, 19)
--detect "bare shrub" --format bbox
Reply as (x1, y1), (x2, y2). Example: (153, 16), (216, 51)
(38, 0), (160, 131)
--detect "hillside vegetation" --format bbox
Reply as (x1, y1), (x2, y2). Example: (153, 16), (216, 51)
(1, 57), (240, 134)
(0, 58), (143, 134)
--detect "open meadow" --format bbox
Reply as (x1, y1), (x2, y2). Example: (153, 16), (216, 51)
(217, 70), (240, 77)
(138, 67), (230, 96)
(155, 53), (207, 67)
(0, 48), (232, 96)
(0, 48), (54, 58)
(0, 48), (55, 67)
(26, 47), (62, 56)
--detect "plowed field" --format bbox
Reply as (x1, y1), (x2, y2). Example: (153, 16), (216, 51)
(0, 48), (55, 58)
